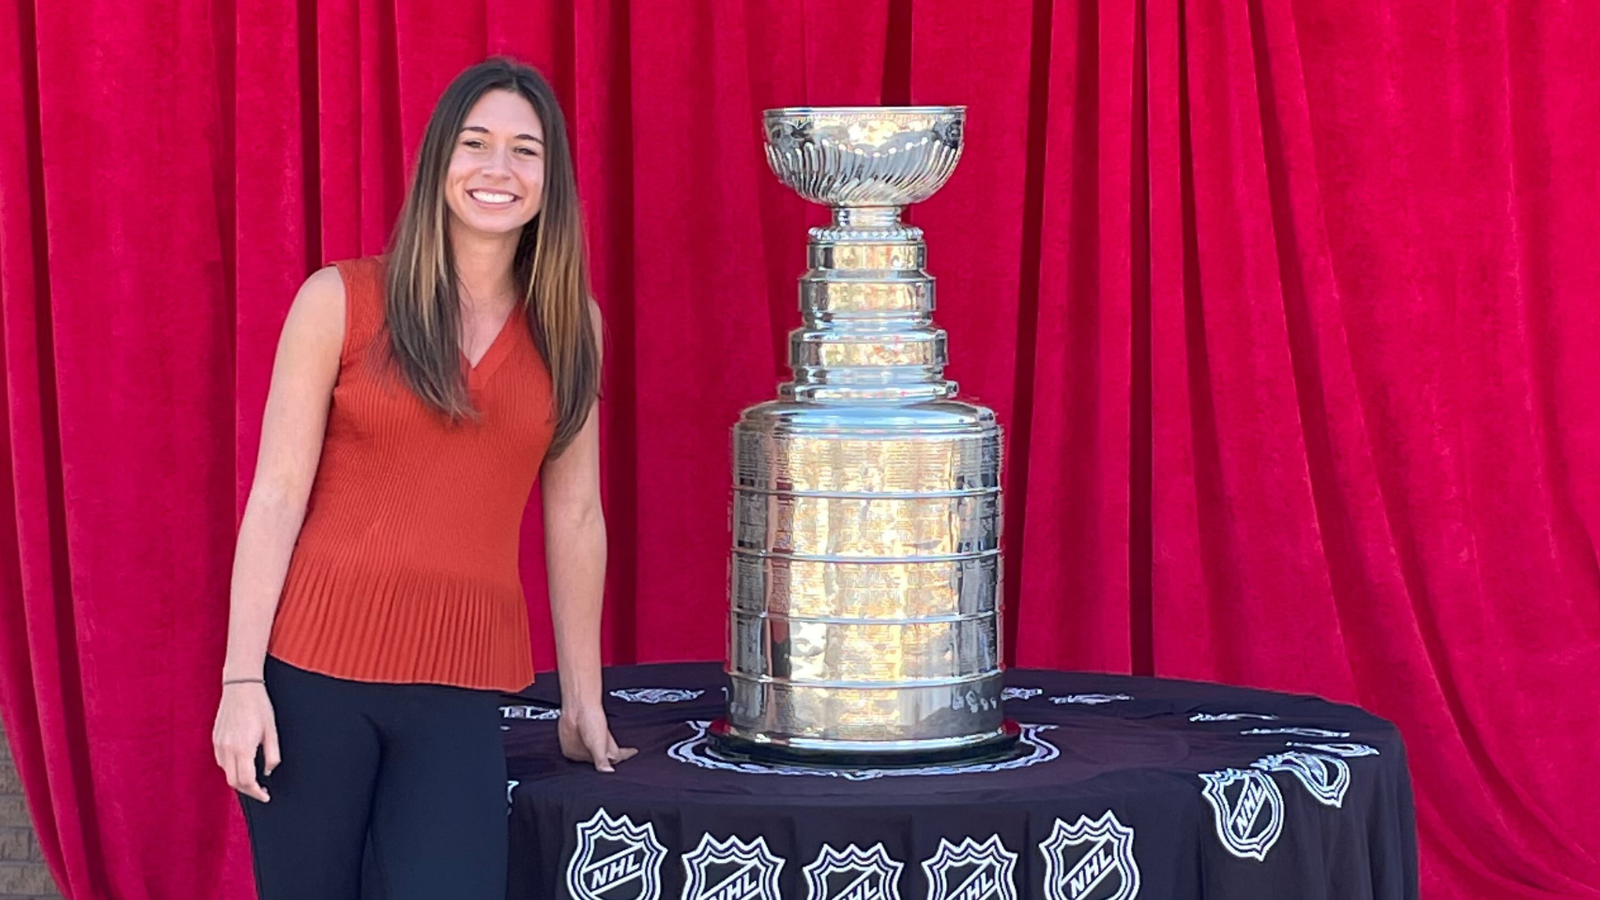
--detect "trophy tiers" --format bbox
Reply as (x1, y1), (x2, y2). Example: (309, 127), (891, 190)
(712, 105), (1016, 764)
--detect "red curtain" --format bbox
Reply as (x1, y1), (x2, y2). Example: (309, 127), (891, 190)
(2, 1), (1597, 898)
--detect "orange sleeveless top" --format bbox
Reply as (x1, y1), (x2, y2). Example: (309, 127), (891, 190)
(267, 256), (555, 692)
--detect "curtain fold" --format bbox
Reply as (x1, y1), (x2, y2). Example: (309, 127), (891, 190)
(1, 1), (1596, 898)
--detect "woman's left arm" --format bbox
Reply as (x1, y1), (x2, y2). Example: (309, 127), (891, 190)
(541, 299), (637, 772)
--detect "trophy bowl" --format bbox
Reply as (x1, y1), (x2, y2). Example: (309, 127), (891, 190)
(762, 106), (966, 209)
(708, 105), (1019, 768)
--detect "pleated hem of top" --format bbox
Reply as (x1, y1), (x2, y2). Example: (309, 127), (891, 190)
(267, 551), (536, 693)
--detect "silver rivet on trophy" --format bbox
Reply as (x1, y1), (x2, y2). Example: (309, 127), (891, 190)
(708, 105), (1019, 766)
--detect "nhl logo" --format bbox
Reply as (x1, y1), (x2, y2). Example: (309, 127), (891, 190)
(611, 688), (705, 704)
(920, 835), (1018, 900)
(1039, 810), (1140, 900)
(502, 704), (562, 721)
(803, 843), (905, 900)
(1198, 769), (1285, 862)
(1252, 752), (1351, 808)
(1285, 741), (1379, 758)
(682, 833), (784, 900)
(566, 808), (668, 900)
(1239, 727), (1349, 738)
(1049, 694), (1132, 706)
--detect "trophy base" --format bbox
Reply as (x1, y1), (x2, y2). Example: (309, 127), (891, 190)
(706, 718), (1022, 769)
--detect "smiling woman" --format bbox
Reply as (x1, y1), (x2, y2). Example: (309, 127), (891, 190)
(207, 57), (633, 900)
(384, 62), (596, 447)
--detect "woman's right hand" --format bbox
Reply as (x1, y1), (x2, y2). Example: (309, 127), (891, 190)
(212, 682), (280, 803)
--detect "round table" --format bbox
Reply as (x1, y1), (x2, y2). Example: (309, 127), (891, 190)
(502, 662), (1417, 900)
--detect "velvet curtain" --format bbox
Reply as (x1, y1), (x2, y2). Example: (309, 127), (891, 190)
(2, 1), (1597, 898)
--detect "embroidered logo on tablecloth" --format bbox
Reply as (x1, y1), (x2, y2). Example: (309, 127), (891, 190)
(1189, 712), (1278, 722)
(501, 704), (561, 721)
(611, 688), (706, 704)
(667, 721), (1060, 781)
(803, 843), (904, 900)
(1199, 769), (1285, 862)
(1049, 694), (1132, 706)
(1039, 810), (1140, 900)
(1240, 727), (1350, 739)
(1002, 687), (1043, 701)
(1285, 742), (1379, 758)
(682, 833), (784, 900)
(1252, 752), (1351, 808)
(567, 808), (668, 900)
(921, 835), (1018, 900)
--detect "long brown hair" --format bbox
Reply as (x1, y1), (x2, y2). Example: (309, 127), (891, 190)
(383, 57), (598, 458)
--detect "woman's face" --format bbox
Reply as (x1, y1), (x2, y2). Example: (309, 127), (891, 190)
(444, 89), (546, 242)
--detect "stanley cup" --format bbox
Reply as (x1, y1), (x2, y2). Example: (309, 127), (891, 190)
(708, 106), (1018, 764)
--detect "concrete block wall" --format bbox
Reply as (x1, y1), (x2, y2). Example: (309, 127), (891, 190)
(0, 718), (63, 900)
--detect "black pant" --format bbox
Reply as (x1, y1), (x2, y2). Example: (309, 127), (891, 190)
(240, 656), (508, 900)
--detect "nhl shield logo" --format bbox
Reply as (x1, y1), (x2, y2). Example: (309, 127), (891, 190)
(1189, 712), (1277, 722)
(682, 833), (784, 900)
(1285, 741), (1379, 758)
(1039, 810), (1140, 900)
(1049, 694), (1132, 706)
(502, 704), (562, 721)
(1252, 752), (1351, 808)
(1198, 769), (1285, 862)
(921, 835), (1018, 900)
(567, 808), (668, 900)
(1240, 727), (1349, 738)
(611, 688), (705, 704)
(803, 843), (905, 900)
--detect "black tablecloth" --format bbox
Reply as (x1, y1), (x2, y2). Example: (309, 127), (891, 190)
(502, 662), (1417, 900)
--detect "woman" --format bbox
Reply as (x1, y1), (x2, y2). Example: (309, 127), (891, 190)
(210, 57), (635, 900)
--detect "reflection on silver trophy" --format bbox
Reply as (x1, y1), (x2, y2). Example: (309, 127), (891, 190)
(709, 105), (1018, 764)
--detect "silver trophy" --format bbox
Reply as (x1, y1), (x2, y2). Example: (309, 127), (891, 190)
(709, 106), (1018, 765)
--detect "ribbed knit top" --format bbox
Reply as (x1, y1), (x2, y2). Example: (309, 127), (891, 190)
(266, 255), (554, 692)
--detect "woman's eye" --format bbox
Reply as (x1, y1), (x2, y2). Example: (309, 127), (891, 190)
(516, 147), (539, 157)
(462, 139), (485, 149)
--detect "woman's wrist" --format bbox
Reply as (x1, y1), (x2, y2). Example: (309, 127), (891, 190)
(555, 656), (603, 710)
(222, 663), (265, 684)
(560, 691), (604, 716)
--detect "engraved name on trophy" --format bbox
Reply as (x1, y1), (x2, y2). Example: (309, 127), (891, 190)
(708, 106), (1018, 765)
